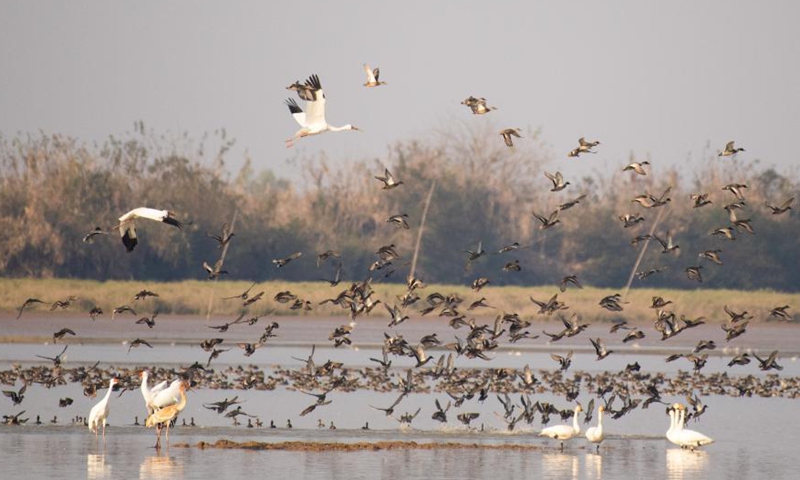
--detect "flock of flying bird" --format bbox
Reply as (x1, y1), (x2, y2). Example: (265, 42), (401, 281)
(3, 65), (797, 453)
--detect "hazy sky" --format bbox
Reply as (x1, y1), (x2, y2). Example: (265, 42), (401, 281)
(2, 1), (798, 184)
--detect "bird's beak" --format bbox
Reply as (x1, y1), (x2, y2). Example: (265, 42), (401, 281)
(353, 126), (361, 132)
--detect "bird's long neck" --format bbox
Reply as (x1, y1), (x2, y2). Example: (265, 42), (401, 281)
(573, 410), (581, 433)
(677, 409), (685, 432)
(175, 390), (187, 412)
(141, 374), (150, 397)
(668, 410), (675, 435)
(103, 382), (115, 403)
(597, 410), (603, 429)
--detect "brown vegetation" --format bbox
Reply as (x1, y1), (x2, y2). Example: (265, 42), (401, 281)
(0, 124), (797, 291)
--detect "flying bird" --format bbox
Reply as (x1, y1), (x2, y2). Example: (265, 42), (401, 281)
(285, 74), (359, 148)
(363, 63), (387, 87)
(99, 208), (184, 253)
(499, 128), (522, 147)
(375, 168), (403, 189)
(719, 140), (744, 156)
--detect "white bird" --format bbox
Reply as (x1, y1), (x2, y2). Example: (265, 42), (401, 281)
(88, 378), (119, 438)
(285, 74), (359, 148)
(117, 207), (183, 252)
(140, 370), (168, 415)
(666, 404), (681, 446)
(151, 379), (185, 410)
(540, 404), (583, 450)
(363, 63), (387, 87)
(585, 405), (605, 452)
(674, 403), (714, 450)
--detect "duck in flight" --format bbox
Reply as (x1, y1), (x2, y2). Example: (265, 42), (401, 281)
(363, 64), (387, 87)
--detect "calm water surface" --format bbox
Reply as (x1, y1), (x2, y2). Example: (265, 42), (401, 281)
(1, 315), (798, 479)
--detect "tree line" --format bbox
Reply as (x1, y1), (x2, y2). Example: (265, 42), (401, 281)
(1, 123), (797, 292)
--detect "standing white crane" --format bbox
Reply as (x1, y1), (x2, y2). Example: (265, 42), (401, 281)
(88, 378), (119, 438)
(151, 379), (185, 410)
(285, 74), (359, 148)
(140, 370), (168, 415)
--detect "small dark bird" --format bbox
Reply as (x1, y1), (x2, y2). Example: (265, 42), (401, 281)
(375, 167), (403, 189)
(50, 296), (77, 311)
(222, 282), (257, 301)
(765, 197), (794, 215)
(133, 290), (159, 301)
(623, 161), (650, 175)
(53, 328), (76, 343)
(317, 249), (341, 267)
(127, 338), (153, 353)
(500, 128), (522, 147)
(685, 266), (703, 282)
(59, 397), (74, 408)
(243, 291), (266, 307)
(753, 350), (783, 371)
(544, 171), (570, 192)
(16, 298), (46, 319)
(690, 193), (712, 208)
(653, 230), (679, 253)
(203, 260), (229, 279)
(699, 249), (723, 265)
(532, 210), (560, 229)
(622, 330), (645, 343)
(111, 305), (136, 320)
(207, 223), (235, 248)
(727, 353), (751, 367)
(719, 140), (744, 156)
(370, 394), (405, 416)
(559, 275), (582, 292)
(200, 338), (224, 352)
(386, 213), (410, 229)
(558, 195), (586, 211)
(35, 345), (68, 367)
(590, 338), (613, 360)
(2, 384), (26, 405)
(89, 306), (103, 320)
(135, 310), (159, 329)
(273, 252), (302, 268)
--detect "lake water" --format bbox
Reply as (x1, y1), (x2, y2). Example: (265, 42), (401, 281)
(1, 314), (798, 479)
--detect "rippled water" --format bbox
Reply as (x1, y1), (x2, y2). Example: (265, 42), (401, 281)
(1, 314), (798, 479)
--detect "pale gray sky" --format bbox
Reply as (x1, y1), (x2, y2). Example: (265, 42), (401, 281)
(1, 1), (798, 184)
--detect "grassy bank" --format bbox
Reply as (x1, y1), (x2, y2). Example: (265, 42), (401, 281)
(0, 278), (796, 323)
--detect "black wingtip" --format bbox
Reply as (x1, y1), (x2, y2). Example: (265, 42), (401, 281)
(306, 73), (322, 91)
(285, 98), (302, 114)
(163, 216), (183, 230)
(122, 232), (137, 252)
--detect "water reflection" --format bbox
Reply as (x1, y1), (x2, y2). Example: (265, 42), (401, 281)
(139, 452), (184, 479)
(542, 452), (579, 479)
(87, 454), (111, 479)
(584, 453), (603, 479)
(666, 448), (708, 479)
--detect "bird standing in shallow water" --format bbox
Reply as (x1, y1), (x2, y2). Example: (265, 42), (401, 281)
(88, 378), (119, 438)
(540, 404), (583, 450)
(585, 405), (605, 452)
(146, 381), (188, 449)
